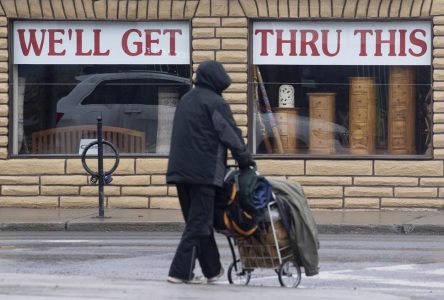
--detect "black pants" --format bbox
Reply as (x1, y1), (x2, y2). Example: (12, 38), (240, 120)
(168, 183), (222, 280)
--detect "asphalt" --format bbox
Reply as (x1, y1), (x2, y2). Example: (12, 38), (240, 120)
(0, 207), (443, 234)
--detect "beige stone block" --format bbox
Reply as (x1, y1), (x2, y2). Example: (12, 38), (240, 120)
(225, 83), (247, 93)
(151, 175), (167, 185)
(257, 160), (304, 176)
(41, 175), (87, 185)
(136, 158), (168, 174)
(434, 134), (444, 147)
(395, 187), (438, 197)
(2, 185), (39, 196)
(434, 124), (444, 133)
(0, 160), (65, 175)
(354, 177), (418, 186)
(93, 0), (106, 18)
(0, 117), (7, 126)
(41, 186), (79, 196)
(432, 0), (444, 15)
(434, 49), (444, 58)
(150, 197), (180, 209)
(0, 196), (58, 208)
(0, 82), (8, 93)
(0, 18), (6, 26)
(433, 58), (444, 69)
(222, 39), (248, 50)
(171, 1), (185, 19)
(381, 198), (444, 208)
(60, 197), (97, 208)
(434, 148), (444, 159)
(192, 28), (215, 38)
(122, 186), (167, 196)
(288, 176), (352, 185)
(108, 196), (149, 208)
(228, 0), (246, 16)
(0, 147), (7, 159)
(421, 178), (444, 186)
(0, 93), (7, 104)
(212, 0), (228, 16)
(0, 127), (7, 134)
(192, 51), (215, 62)
(168, 186), (178, 196)
(0, 28), (6, 39)
(344, 198), (380, 209)
(222, 64), (248, 72)
(434, 69), (444, 81)
(238, 0), (258, 17)
(229, 104), (247, 113)
(192, 39), (221, 50)
(222, 18), (247, 27)
(109, 175), (150, 185)
(195, 0), (210, 16)
(307, 198), (343, 209)
(434, 37), (444, 48)
(216, 28), (248, 38)
(374, 161), (443, 176)
(216, 51), (247, 63)
(66, 158), (134, 175)
(228, 72), (247, 83)
(0, 135), (7, 146)
(435, 25), (444, 36)
(303, 186), (343, 198)
(434, 113), (444, 123)
(81, 186), (121, 196)
(158, 0), (172, 18)
(435, 16), (444, 24)
(306, 160), (372, 176)
(345, 187), (393, 197)
(192, 18), (221, 27)
(434, 92), (444, 101)
(223, 92), (247, 103)
(0, 38), (5, 49)
(233, 113), (247, 125)
(0, 176), (39, 184)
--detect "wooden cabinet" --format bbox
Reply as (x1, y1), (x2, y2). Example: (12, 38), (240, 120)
(308, 93), (336, 154)
(273, 108), (299, 153)
(349, 77), (377, 154)
(388, 67), (416, 154)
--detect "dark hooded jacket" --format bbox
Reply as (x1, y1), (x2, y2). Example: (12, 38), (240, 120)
(166, 60), (254, 187)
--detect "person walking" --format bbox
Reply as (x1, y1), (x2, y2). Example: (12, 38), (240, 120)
(166, 60), (255, 284)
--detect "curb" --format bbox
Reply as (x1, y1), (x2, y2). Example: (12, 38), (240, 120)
(1, 222), (443, 234)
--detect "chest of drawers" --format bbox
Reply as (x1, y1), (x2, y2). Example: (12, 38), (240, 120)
(308, 93), (336, 154)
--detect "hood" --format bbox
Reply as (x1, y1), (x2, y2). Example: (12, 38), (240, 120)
(194, 60), (231, 93)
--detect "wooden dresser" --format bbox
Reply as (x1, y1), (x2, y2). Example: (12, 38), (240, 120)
(388, 67), (416, 154)
(349, 77), (377, 155)
(273, 108), (299, 153)
(308, 93), (336, 154)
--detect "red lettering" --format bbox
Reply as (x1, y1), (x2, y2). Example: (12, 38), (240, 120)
(375, 29), (397, 56)
(47, 29), (65, 56)
(322, 30), (341, 57)
(255, 29), (274, 56)
(300, 30), (320, 56)
(93, 29), (110, 56)
(144, 29), (162, 56)
(354, 29), (373, 56)
(75, 29), (92, 56)
(163, 29), (182, 56)
(275, 29), (297, 56)
(17, 29), (46, 56)
(409, 29), (427, 57)
(122, 29), (142, 56)
(398, 29), (407, 56)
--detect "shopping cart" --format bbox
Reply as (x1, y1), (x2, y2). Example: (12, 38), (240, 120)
(224, 200), (302, 288)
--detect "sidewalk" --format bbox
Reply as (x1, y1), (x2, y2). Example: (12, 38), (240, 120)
(1, 208), (443, 234)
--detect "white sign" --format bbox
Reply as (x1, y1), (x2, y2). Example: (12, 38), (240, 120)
(253, 21), (431, 65)
(79, 139), (97, 155)
(14, 21), (190, 64)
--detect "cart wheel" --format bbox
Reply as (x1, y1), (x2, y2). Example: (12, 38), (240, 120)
(228, 260), (251, 285)
(278, 260), (301, 288)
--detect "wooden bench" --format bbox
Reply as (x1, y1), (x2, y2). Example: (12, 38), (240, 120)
(32, 125), (146, 154)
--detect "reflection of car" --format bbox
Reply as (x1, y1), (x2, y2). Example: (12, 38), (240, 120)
(255, 114), (349, 154)
(56, 72), (191, 153)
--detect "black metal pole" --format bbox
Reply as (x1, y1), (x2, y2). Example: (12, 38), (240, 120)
(97, 116), (105, 218)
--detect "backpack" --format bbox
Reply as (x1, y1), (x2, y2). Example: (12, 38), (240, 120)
(221, 168), (273, 238)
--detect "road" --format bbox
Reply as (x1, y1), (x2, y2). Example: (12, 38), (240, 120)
(0, 232), (443, 299)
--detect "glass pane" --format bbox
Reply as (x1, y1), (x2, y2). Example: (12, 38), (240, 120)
(15, 65), (190, 155)
(252, 65), (432, 156)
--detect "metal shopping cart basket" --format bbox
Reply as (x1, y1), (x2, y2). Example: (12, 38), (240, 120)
(223, 200), (302, 288)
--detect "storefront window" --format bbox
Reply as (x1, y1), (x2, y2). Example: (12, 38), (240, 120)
(12, 21), (190, 156)
(251, 21), (432, 156)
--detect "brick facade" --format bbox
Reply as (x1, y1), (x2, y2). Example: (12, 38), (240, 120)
(0, 0), (444, 210)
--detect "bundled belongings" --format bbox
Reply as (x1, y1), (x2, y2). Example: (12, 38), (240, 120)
(268, 178), (320, 276)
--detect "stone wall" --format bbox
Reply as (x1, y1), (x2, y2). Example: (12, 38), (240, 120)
(0, 0), (443, 210)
